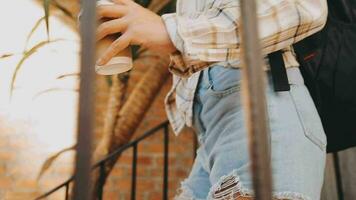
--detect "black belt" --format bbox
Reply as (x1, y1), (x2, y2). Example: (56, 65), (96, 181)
(268, 51), (290, 92)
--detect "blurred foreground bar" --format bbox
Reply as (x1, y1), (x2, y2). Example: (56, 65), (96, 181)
(239, 0), (273, 199)
(72, 0), (96, 199)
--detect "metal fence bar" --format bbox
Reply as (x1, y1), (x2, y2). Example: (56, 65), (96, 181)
(97, 163), (106, 200)
(131, 144), (138, 200)
(239, 0), (273, 199)
(72, 0), (97, 198)
(163, 124), (169, 200)
(93, 122), (170, 169)
(35, 121), (170, 200)
(35, 177), (74, 200)
(333, 153), (344, 200)
(65, 183), (69, 200)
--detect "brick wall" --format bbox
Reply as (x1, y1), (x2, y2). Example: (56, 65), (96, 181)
(0, 70), (196, 200)
(94, 67), (197, 199)
(0, 0), (196, 198)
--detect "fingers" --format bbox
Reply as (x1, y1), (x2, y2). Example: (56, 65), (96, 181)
(97, 33), (131, 66)
(96, 18), (127, 41)
(113, 0), (134, 5)
(97, 5), (127, 19)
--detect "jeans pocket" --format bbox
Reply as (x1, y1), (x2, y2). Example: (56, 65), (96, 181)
(206, 82), (241, 97)
(289, 84), (327, 151)
(205, 65), (242, 97)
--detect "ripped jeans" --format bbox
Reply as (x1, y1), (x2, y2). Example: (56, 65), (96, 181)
(175, 66), (327, 200)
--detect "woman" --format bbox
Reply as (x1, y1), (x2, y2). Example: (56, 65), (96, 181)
(96, 0), (328, 199)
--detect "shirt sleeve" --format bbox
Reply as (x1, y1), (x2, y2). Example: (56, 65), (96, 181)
(161, 0), (328, 78)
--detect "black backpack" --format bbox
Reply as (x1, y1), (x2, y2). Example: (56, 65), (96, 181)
(270, 0), (356, 153)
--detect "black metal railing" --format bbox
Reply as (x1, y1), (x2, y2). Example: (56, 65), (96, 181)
(35, 121), (170, 200)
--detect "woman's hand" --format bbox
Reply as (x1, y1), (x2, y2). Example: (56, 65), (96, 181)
(96, 0), (177, 66)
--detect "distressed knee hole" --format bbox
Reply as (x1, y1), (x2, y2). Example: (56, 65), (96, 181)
(180, 170), (312, 200)
(209, 172), (253, 200)
(208, 171), (294, 200)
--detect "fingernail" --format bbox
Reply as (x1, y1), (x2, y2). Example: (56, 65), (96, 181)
(96, 58), (103, 66)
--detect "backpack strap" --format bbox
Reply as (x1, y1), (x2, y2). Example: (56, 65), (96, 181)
(268, 51), (290, 92)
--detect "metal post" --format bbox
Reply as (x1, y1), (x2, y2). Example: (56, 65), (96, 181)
(131, 144), (138, 200)
(72, 0), (97, 199)
(333, 153), (344, 200)
(97, 163), (106, 200)
(239, 0), (273, 199)
(163, 124), (169, 200)
(65, 183), (70, 200)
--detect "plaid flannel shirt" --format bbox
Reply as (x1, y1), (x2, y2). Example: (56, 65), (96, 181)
(161, 0), (328, 135)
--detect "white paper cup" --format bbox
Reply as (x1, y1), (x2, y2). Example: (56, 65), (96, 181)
(96, 0), (133, 75)
(95, 55), (133, 75)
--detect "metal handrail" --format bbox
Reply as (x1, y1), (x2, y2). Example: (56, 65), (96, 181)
(35, 121), (170, 200)
(37, 0), (274, 198)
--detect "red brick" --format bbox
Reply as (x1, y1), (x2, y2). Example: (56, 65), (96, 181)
(0, 177), (12, 189)
(148, 191), (162, 200)
(169, 179), (182, 191)
(137, 156), (152, 165)
(7, 134), (30, 148)
(0, 64), (196, 199)
(0, 136), (8, 147)
(0, 165), (6, 175)
(110, 167), (129, 177)
(103, 191), (118, 199)
(5, 191), (39, 200)
(117, 154), (133, 165)
(137, 167), (151, 176)
(155, 156), (176, 166)
(14, 180), (38, 189)
(136, 179), (156, 191)
(150, 169), (162, 177)
(140, 144), (164, 153)
(0, 151), (14, 160)
(114, 178), (132, 191)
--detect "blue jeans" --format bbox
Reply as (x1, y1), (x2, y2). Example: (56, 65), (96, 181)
(175, 66), (327, 200)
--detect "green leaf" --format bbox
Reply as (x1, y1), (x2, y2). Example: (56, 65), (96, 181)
(10, 39), (63, 99)
(52, 1), (74, 19)
(43, 0), (52, 40)
(56, 73), (80, 80)
(105, 76), (113, 86)
(24, 16), (46, 51)
(37, 145), (76, 181)
(33, 88), (79, 100)
(0, 53), (14, 59)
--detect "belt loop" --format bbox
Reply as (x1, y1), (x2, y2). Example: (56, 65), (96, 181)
(207, 66), (213, 86)
(286, 67), (304, 85)
(268, 51), (290, 92)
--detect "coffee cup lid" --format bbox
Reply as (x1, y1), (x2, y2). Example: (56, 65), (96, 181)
(97, 0), (115, 6)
